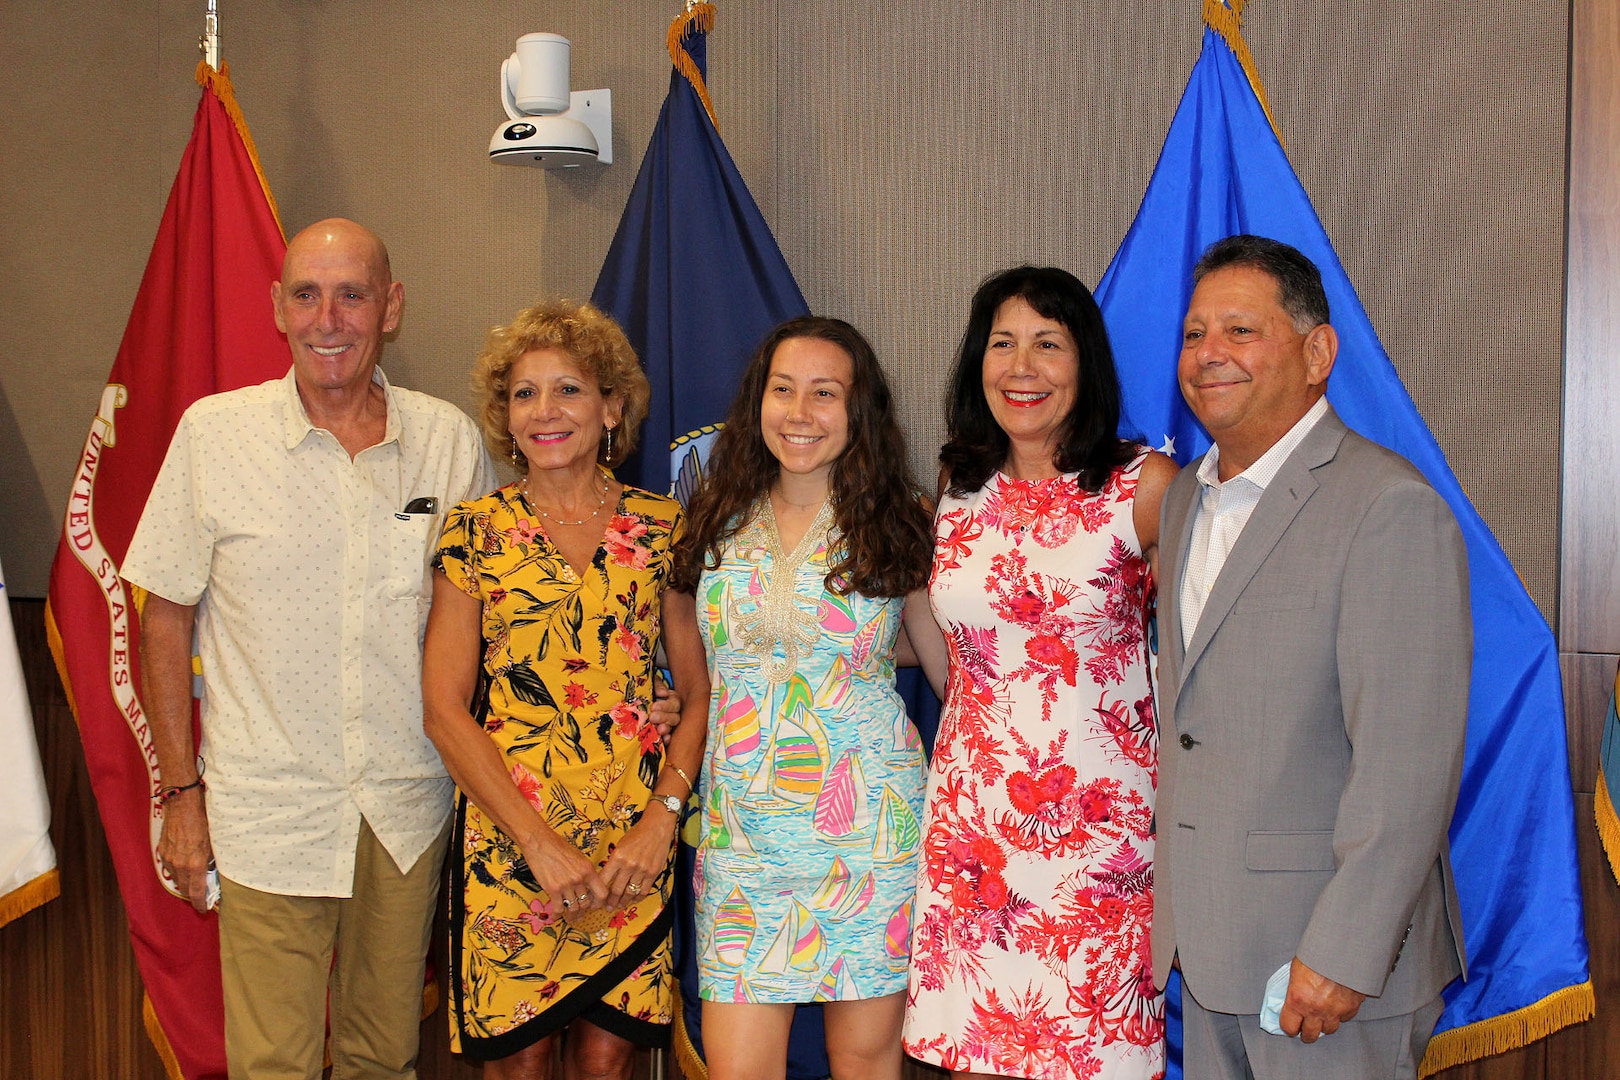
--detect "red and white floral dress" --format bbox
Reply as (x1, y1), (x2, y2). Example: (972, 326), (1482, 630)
(904, 453), (1165, 1080)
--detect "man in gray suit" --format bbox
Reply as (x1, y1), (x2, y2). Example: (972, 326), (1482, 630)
(1153, 235), (1471, 1078)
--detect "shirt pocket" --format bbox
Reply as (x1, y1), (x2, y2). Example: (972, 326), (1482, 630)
(1244, 829), (1336, 871)
(386, 512), (443, 601)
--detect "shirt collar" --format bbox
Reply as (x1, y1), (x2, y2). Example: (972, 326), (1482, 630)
(1197, 395), (1330, 493)
(279, 365), (400, 450)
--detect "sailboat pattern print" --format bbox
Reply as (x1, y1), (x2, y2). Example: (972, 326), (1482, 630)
(695, 512), (926, 1002)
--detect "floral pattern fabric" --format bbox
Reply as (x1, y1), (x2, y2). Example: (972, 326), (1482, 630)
(433, 483), (683, 1057)
(694, 512), (927, 1004)
(904, 454), (1165, 1080)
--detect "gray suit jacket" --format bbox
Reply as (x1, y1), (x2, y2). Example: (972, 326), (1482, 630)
(1153, 406), (1470, 1019)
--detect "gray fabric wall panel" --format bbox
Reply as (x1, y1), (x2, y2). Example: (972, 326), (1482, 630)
(0, 2), (1567, 625)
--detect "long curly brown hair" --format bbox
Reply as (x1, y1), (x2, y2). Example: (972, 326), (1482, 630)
(672, 317), (933, 599)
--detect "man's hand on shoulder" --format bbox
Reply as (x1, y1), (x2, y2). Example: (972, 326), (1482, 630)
(1279, 956), (1365, 1043)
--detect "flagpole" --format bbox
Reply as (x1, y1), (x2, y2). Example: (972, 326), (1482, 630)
(200, 0), (219, 69)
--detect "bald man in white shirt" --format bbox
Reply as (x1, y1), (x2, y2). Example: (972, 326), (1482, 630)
(124, 219), (492, 1080)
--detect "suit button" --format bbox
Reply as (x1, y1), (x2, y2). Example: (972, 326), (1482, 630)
(1179, 733), (1195, 750)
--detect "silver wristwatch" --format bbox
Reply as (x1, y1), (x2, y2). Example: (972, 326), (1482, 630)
(651, 794), (683, 817)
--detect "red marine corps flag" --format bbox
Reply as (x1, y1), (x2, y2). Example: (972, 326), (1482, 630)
(45, 60), (287, 1079)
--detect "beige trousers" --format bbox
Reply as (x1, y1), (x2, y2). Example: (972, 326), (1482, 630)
(218, 817), (448, 1080)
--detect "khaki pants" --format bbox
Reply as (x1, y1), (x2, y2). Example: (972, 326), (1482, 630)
(218, 817), (448, 1080)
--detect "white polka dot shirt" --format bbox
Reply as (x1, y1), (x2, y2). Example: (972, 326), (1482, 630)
(122, 367), (494, 896)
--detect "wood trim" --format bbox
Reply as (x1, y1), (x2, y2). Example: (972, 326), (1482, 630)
(1559, 0), (1620, 651)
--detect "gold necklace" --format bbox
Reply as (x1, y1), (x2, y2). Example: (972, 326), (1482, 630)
(521, 470), (610, 526)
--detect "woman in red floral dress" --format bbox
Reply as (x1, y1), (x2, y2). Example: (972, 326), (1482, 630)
(904, 267), (1178, 1080)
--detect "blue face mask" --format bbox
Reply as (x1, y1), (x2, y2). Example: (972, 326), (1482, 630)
(1259, 961), (1292, 1035)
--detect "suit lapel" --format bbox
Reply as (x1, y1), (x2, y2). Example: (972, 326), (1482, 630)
(1176, 410), (1348, 696)
(1160, 463), (1200, 676)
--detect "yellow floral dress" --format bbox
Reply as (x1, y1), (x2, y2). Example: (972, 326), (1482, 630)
(433, 482), (684, 1058)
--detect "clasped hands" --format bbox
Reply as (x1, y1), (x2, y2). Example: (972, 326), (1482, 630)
(525, 799), (677, 917)
(526, 675), (685, 917)
(1279, 956), (1366, 1043)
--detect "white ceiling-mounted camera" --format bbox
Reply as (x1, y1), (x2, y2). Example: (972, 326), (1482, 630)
(489, 33), (612, 168)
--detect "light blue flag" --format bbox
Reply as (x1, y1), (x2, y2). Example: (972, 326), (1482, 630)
(1096, 17), (1593, 1076)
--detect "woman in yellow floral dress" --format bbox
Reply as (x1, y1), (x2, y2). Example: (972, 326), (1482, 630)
(423, 299), (708, 1080)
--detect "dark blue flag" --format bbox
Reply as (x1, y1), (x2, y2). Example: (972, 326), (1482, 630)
(1096, 8), (1593, 1075)
(590, 7), (897, 1078)
(590, 2), (807, 498)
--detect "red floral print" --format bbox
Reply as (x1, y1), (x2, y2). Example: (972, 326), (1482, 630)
(905, 458), (1163, 1080)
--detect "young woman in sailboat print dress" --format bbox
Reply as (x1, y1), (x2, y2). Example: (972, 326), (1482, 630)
(672, 316), (946, 1080)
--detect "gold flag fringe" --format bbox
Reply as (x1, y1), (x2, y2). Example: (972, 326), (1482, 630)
(1416, 980), (1594, 1077)
(1201, 0), (1284, 147)
(0, 867), (60, 928)
(43, 602), (80, 725)
(195, 62), (286, 239)
(1598, 765), (1620, 884)
(671, 983), (709, 1080)
(667, 3), (721, 134)
(143, 992), (186, 1080)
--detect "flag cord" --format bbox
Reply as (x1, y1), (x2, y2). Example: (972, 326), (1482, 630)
(194, 62), (286, 239)
(667, 2), (721, 134)
(1201, 0), (1284, 146)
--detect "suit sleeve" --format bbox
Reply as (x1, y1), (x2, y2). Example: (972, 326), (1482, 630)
(1294, 478), (1470, 997)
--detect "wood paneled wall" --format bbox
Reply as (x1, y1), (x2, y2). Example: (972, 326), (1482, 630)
(1545, 0), (1620, 1075)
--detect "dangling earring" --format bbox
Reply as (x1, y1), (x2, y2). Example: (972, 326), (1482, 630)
(603, 425), (615, 463)
(509, 435), (522, 468)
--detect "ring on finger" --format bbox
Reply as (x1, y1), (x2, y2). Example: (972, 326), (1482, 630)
(576, 893), (589, 903)
(627, 882), (642, 895)
(562, 898), (573, 908)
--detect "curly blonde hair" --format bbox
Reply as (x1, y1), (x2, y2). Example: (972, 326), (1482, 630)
(472, 299), (650, 471)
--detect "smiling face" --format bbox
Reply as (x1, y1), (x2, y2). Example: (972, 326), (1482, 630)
(506, 347), (624, 476)
(981, 296), (1080, 470)
(759, 335), (854, 489)
(272, 219), (403, 399)
(1178, 264), (1337, 476)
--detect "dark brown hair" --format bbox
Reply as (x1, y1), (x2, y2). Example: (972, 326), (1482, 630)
(940, 265), (1135, 495)
(672, 317), (932, 598)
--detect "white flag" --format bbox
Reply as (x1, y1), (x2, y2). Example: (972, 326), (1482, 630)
(0, 554), (58, 925)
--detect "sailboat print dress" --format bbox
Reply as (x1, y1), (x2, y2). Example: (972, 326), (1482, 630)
(694, 499), (927, 1003)
(904, 455), (1165, 1080)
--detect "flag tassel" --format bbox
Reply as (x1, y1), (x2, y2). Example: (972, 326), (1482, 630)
(1597, 765), (1620, 883)
(1417, 980), (1596, 1078)
(1202, 0), (1284, 145)
(194, 62), (285, 237)
(0, 867), (60, 927)
(671, 985), (709, 1080)
(666, 3), (720, 133)
(142, 992), (186, 1080)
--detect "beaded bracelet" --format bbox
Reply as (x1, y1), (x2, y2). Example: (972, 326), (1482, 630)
(154, 757), (207, 806)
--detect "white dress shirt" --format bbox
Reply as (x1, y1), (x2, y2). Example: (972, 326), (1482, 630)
(1179, 396), (1329, 650)
(122, 367), (493, 896)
